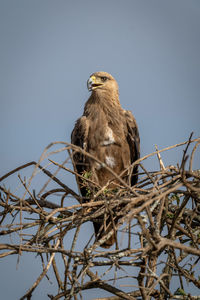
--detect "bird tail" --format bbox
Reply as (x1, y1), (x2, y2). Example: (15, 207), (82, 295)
(93, 220), (116, 248)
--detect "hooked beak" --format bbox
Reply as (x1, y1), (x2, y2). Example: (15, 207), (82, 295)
(87, 75), (103, 91)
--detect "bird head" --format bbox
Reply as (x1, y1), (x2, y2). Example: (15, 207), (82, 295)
(87, 71), (118, 94)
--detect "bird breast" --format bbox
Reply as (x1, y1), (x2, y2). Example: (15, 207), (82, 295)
(102, 127), (115, 146)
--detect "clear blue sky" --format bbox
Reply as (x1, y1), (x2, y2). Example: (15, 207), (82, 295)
(0, 1), (200, 299)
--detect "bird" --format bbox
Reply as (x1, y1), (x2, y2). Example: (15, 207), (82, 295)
(71, 71), (140, 248)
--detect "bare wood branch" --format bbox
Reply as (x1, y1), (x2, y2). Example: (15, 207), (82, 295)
(0, 137), (200, 299)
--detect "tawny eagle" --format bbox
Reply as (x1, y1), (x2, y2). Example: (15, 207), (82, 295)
(71, 71), (140, 248)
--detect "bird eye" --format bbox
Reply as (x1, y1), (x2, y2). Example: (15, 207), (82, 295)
(101, 76), (108, 82)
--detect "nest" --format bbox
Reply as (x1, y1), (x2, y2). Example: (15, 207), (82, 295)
(0, 135), (200, 300)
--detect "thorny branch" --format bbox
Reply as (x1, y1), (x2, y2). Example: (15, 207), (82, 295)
(0, 136), (200, 299)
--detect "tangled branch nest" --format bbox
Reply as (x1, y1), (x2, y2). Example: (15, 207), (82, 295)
(0, 135), (200, 300)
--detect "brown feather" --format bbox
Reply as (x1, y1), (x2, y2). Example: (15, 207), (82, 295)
(71, 71), (140, 248)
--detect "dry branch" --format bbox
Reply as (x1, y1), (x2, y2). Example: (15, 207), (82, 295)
(0, 137), (200, 299)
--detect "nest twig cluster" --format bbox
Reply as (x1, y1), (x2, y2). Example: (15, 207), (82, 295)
(0, 136), (200, 300)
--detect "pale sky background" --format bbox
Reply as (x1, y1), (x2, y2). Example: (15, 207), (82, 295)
(0, 0), (200, 299)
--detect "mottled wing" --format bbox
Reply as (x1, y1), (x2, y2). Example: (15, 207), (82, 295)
(124, 110), (140, 185)
(71, 116), (89, 199)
